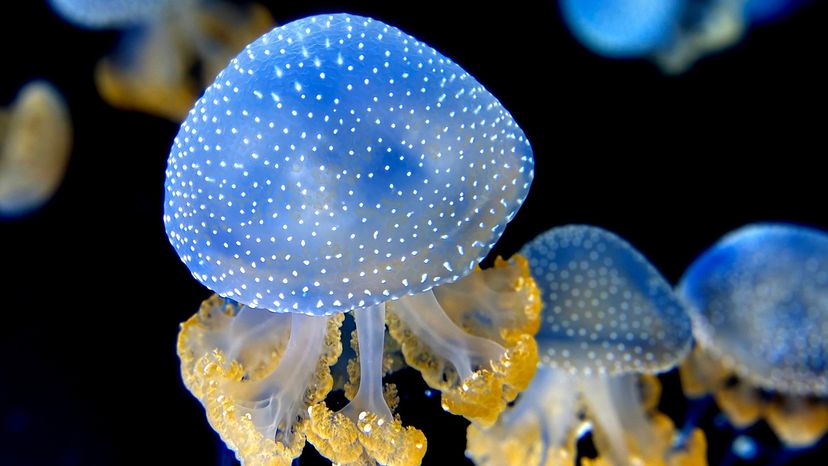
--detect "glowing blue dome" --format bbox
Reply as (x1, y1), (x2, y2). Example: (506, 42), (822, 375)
(559, 0), (683, 58)
(521, 225), (692, 375)
(164, 14), (534, 315)
(50, 0), (171, 28)
(679, 223), (828, 395)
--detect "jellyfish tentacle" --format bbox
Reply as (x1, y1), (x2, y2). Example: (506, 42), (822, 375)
(466, 367), (579, 466)
(340, 304), (394, 421)
(388, 282), (539, 426)
(178, 298), (343, 466)
(580, 373), (656, 465)
(391, 290), (507, 381)
(229, 313), (332, 442)
(307, 303), (427, 466)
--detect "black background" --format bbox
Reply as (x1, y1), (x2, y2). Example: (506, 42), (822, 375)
(1, 1), (827, 465)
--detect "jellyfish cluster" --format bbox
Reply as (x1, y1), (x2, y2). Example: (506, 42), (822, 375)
(559, 0), (812, 73)
(154, 9), (828, 466)
(49, 0), (274, 121)
(10, 0), (821, 464)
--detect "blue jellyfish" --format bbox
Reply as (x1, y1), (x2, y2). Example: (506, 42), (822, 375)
(49, 0), (171, 28)
(169, 13), (537, 465)
(558, 0), (813, 73)
(559, 0), (684, 58)
(467, 225), (705, 466)
(0, 81), (72, 218)
(50, 0), (273, 120)
(678, 223), (828, 448)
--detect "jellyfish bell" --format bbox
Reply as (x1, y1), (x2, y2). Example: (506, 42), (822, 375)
(165, 13), (533, 314)
(170, 13), (537, 465)
(467, 225), (706, 466)
(557, 0), (812, 74)
(558, 0), (684, 58)
(0, 81), (72, 218)
(678, 223), (828, 447)
(49, 0), (173, 28)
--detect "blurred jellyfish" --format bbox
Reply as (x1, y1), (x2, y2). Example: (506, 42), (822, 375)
(559, 0), (684, 58)
(678, 223), (828, 448)
(0, 81), (72, 218)
(50, 0), (273, 121)
(50, 0), (171, 28)
(168, 13), (537, 465)
(467, 225), (707, 466)
(558, 0), (812, 73)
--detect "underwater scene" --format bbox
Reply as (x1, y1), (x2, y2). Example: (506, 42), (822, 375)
(1, 1), (826, 465)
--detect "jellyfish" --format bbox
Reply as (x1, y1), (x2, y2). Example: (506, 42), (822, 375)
(50, 0), (273, 121)
(167, 13), (537, 465)
(558, 0), (812, 73)
(467, 225), (707, 466)
(0, 81), (72, 218)
(678, 223), (828, 448)
(558, 0), (684, 58)
(50, 0), (171, 28)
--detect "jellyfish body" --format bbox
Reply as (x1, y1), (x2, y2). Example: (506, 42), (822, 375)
(51, 0), (273, 120)
(467, 225), (706, 466)
(558, 0), (811, 73)
(0, 81), (72, 218)
(49, 0), (172, 28)
(168, 13), (537, 465)
(678, 223), (828, 447)
(559, 0), (683, 58)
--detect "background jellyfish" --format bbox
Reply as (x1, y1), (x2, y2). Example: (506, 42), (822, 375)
(50, 0), (172, 28)
(50, 0), (274, 121)
(467, 225), (706, 466)
(166, 13), (536, 465)
(558, 0), (684, 58)
(678, 223), (828, 449)
(0, 81), (72, 218)
(558, 0), (814, 73)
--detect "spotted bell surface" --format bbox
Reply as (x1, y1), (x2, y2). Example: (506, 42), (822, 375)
(164, 13), (534, 315)
(521, 225), (692, 375)
(679, 223), (828, 395)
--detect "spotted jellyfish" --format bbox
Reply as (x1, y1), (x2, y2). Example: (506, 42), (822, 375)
(467, 225), (706, 466)
(678, 223), (828, 448)
(50, 0), (273, 121)
(0, 81), (72, 218)
(168, 13), (538, 466)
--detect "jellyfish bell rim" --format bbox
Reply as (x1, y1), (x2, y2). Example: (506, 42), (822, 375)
(677, 222), (828, 396)
(163, 12), (534, 316)
(522, 224), (693, 377)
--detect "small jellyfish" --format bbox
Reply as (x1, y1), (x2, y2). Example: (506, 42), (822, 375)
(50, 0), (273, 121)
(558, 0), (812, 73)
(678, 223), (828, 448)
(558, 0), (684, 58)
(49, 0), (171, 28)
(167, 13), (536, 465)
(0, 81), (72, 218)
(467, 225), (706, 466)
